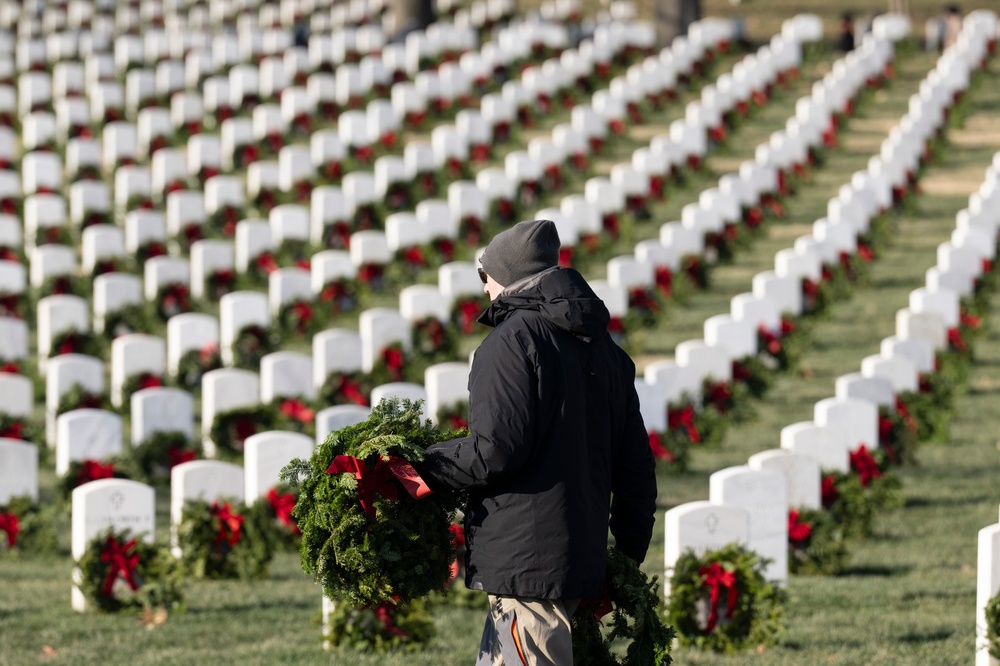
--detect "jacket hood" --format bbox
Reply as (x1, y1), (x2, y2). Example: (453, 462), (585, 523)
(478, 267), (611, 341)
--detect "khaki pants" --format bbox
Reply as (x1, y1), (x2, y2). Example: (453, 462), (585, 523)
(476, 595), (580, 666)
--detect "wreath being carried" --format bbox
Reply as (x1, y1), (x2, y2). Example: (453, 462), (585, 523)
(279, 398), (462, 607)
(571, 548), (675, 665)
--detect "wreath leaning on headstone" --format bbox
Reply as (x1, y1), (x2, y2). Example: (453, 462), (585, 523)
(279, 398), (462, 607)
(176, 498), (276, 580)
(77, 527), (185, 613)
(985, 589), (1000, 659)
(665, 542), (787, 654)
(571, 547), (675, 666)
(324, 597), (436, 654)
(0, 495), (58, 555)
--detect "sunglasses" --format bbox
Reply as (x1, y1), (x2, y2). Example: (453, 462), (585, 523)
(478, 267), (488, 284)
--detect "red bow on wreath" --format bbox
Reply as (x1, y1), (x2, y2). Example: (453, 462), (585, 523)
(787, 509), (812, 546)
(266, 488), (299, 533)
(0, 511), (19, 548)
(758, 325), (782, 356)
(668, 406), (700, 444)
(699, 562), (738, 633)
(100, 536), (141, 597)
(136, 374), (162, 391)
(279, 398), (315, 424)
(654, 266), (673, 298)
(849, 445), (881, 487)
(647, 431), (676, 463)
(382, 347), (405, 381)
(211, 502), (244, 546)
(704, 382), (732, 414)
(289, 302), (313, 335)
(333, 374), (368, 406)
(78, 460), (116, 485)
(895, 397), (917, 433)
(457, 300), (482, 335)
(821, 474), (839, 509)
(0, 361), (17, 376)
(372, 600), (407, 638)
(167, 446), (197, 468)
(325, 455), (432, 517)
(0, 419), (23, 439)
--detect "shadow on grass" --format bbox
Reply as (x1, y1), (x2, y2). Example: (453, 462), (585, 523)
(905, 495), (993, 508)
(185, 597), (316, 614)
(897, 629), (955, 644)
(839, 564), (913, 577)
(900, 588), (971, 603)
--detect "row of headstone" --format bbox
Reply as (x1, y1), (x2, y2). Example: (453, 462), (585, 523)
(664, 11), (998, 598)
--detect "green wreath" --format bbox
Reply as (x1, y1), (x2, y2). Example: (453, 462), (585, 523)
(411, 317), (458, 363)
(103, 303), (156, 338)
(787, 508), (849, 576)
(272, 397), (317, 436)
(986, 589), (1000, 659)
(731, 355), (774, 400)
(571, 548), (675, 665)
(277, 299), (322, 337)
(320, 370), (373, 407)
(174, 345), (223, 390)
(58, 458), (132, 500)
(325, 597), (435, 653)
(648, 430), (692, 473)
(128, 431), (201, 483)
(247, 483), (302, 552)
(0, 413), (44, 451)
(120, 372), (166, 415)
(231, 324), (278, 370)
(56, 383), (111, 417)
(176, 498), (275, 580)
(821, 462), (902, 540)
(209, 405), (278, 462)
(0, 495), (58, 555)
(77, 527), (185, 613)
(367, 343), (410, 387)
(279, 398), (462, 606)
(37, 273), (88, 299)
(49, 329), (104, 359)
(666, 542), (787, 653)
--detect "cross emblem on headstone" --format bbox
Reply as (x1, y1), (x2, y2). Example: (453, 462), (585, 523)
(109, 491), (124, 511)
(705, 512), (719, 534)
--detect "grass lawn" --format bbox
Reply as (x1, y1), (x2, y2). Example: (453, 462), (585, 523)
(4, 4), (1000, 665)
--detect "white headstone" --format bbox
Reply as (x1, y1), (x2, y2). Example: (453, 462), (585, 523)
(780, 422), (851, 473)
(976, 524), (1000, 666)
(709, 466), (788, 584)
(315, 405), (371, 446)
(260, 351), (315, 402)
(0, 438), (39, 504)
(834, 373), (895, 408)
(0, 373), (33, 419)
(814, 397), (878, 450)
(664, 501), (749, 597)
(880, 336), (936, 374)
(56, 409), (124, 476)
(676, 340), (732, 383)
(896, 308), (946, 350)
(860, 354), (919, 394)
(110, 334), (166, 408)
(748, 449), (821, 510)
(219, 291), (270, 366)
(424, 362), (470, 424)
(71, 479), (156, 610)
(243, 431), (314, 502)
(370, 383), (429, 422)
(131, 388), (194, 446)
(359, 308), (412, 373)
(201, 368), (260, 453)
(169, 459), (244, 553)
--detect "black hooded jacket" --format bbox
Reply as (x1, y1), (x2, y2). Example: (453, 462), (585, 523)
(419, 267), (657, 599)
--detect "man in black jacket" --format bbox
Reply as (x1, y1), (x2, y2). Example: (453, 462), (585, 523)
(419, 219), (657, 665)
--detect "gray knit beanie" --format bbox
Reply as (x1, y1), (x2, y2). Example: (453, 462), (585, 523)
(480, 219), (561, 287)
